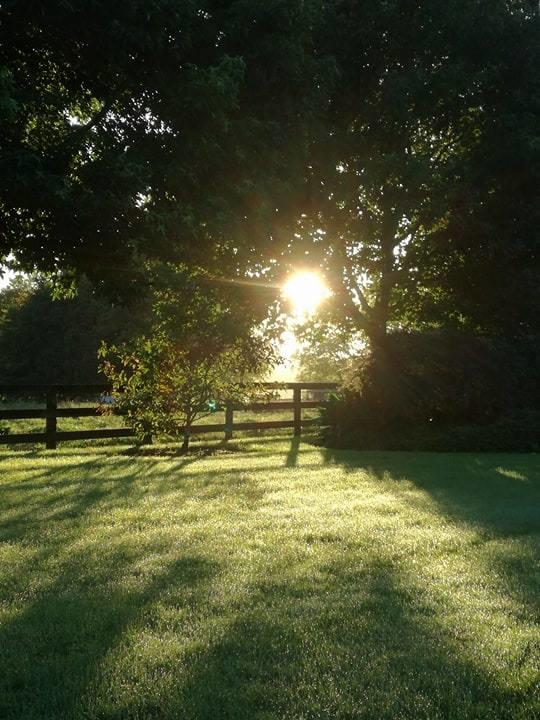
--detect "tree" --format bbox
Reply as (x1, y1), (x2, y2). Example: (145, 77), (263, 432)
(100, 332), (275, 450)
(0, 1), (329, 292)
(293, 319), (362, 383)
(289, 1), (539, 347)
(405, 5), (540, 338)
(99, 264), (279, 449)
(0, 275), (144, 384)
(321, 329), (540, 451)
(0, 273), (35, 327)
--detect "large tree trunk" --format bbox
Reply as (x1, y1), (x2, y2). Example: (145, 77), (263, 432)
(342, 209), (398, 354)
(140, 421), (153, 446)
(366, 209), (399, 353)
(365, 319), (389, 354)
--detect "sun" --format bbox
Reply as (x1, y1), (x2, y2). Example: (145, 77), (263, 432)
(283, 271), (330, 318)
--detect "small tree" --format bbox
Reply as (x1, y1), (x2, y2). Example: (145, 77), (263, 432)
(100, 332), (276, 450)
(99, 264), (279, 450)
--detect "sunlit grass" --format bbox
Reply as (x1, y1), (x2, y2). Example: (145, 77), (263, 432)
(0, 438), (538, 719)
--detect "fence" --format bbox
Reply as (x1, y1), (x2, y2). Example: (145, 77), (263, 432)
(0, 382), (339, 449)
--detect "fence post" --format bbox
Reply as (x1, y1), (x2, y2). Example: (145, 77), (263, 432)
(45, 388), (57, 450)
(224, 401), (234, 440)
(293, 387), (302, 437)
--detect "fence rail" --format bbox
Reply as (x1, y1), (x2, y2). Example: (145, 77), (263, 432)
(0, 382), (339, 449)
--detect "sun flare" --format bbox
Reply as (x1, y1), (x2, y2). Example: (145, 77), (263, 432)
(283, 271), (330, 318)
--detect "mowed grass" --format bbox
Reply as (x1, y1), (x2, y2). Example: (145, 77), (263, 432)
(0, 437), (539, 720)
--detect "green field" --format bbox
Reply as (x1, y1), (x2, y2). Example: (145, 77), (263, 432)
(0, 436), (539, 719)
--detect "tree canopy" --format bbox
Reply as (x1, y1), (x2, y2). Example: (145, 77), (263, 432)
(1, 0), (538, 351)
(0, 1), (328, 293)
(288, 0), (539, 343)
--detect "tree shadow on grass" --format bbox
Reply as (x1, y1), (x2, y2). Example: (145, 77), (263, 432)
(321, 448), (540, 621)
(165, 557), (536, 720)
(0, 550), (219, 720)
(0, 449), (270, 719)
(0, 456), (143, 544)
(121, 440), (244, 458)
(285, 436), (301, 467)
(321, 449), (540, 537)
(2, 538), (536, 719)
(0, 452), (271, 561)
(0, 445), (236, 540)
(0, 444), (538, 718)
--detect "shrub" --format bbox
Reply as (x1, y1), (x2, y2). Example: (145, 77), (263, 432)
(322, 331), (540, 452)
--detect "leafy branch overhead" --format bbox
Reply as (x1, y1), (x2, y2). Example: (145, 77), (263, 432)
(0, 1), (328, 291)
(1, 0), (538, 342)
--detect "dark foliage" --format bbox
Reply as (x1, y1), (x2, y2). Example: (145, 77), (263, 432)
(322, 331), (540, 451)
(287, 0), (539, 344)
(0, 277), (144, 384)
(0, 1), (330, 292)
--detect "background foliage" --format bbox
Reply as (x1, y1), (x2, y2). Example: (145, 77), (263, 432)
(322, 331), (540, 451)
(287, 0), (539, 344)
(0, 275), (144, 384)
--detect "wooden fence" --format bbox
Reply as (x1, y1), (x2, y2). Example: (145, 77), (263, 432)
(0, 382), (339, 449)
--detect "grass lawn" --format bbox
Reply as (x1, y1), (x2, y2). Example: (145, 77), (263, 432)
(0, 436), (539, 719)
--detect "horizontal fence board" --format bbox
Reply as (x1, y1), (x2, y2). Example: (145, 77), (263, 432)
(54, 429), (135, 441)
(281, 382), (338, 390)
(188, 423), (226, 434)
(0, 420), (321, 445)
(0, 380), (335, 447)
(0, 403), (325, 420)
(0, 407), (107, 420)
(238, 400), (328, 411)
(230, 420), (295, 431)
(0, 409), (48, 419)
(0, 384), (111, 395)
(0, 386), (49, 396)
(0, 432), (47, 444)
